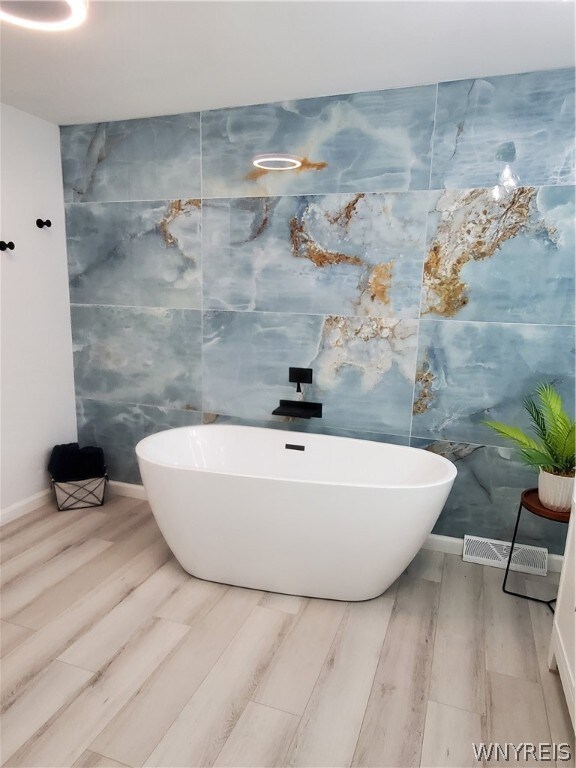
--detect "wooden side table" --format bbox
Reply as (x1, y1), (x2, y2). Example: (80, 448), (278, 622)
(502, 487), (571, 613)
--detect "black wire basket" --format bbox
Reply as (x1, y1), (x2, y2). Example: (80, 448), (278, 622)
(48, 443), (108, 511)
(52, 474), (108, 511)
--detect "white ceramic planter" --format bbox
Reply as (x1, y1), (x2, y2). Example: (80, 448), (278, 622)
(538, 469), (574, 513)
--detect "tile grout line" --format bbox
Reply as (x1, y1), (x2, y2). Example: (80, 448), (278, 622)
(1, 617), (38, 631)
(279, 604), (353, 766)
(411, 79), (438, 448)
(8, 608), (191, 763)
(68, 303), (576, 329)
(479, 561), (488, 747)
(427, 83), (439, 193)
(74, 393), (531, 453)
(250, 698), (303, 720)
(408, 185), (434, 445)
(524, 577), (557, 746)
(482, 565), (491, 757)
(0, 666), (98, 765)
(63, 181), (575, 207)
(207, 609), (297, 768)
(89, 618), (199, 767)
(136, 601), (269, 767)
(250, 597), (324, 720)
(416, 574), (443, 768)
(348, 586), (401, 768)
(83, 752), (131, 768)
(200, 111), (205, 420)
(426, 695), (486, 717)
(55, 657), (102, 676)
(2, 539), (116, 625)
(1, 537), (171, 712)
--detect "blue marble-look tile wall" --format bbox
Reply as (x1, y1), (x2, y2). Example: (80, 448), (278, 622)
(61, 68), (575, 554)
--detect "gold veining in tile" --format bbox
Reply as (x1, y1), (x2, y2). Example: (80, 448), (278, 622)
(326, 193), (365, 228)
(289, 217), (363, 268)
(312, 316), (417, 393)
(323, 315), (406, 344)
(369, 262), (394, 305)
(422, 188), (540, 317)
(159, 199), (201, 248)
(413, 358), (436, 414)
(250, 200), (272, 241)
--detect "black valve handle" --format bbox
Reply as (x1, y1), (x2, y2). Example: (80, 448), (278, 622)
(36, 219), (52, 228)
(0, 241), (15, 251)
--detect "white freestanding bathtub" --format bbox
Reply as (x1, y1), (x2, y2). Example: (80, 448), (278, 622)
(136, 425), (456, 601)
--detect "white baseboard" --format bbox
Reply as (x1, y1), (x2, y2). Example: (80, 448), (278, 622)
(0, 488), (52, 526)
(99, 489), (566, 574)
(7, 482), (561, 574)
(0, 481), (148, 525)
(99, 491), (566, 573)
(423, 533), (464, 556)
(424, 533), (563, 573)
(545, 552), (563, 573)
(107, 480), (148, 500)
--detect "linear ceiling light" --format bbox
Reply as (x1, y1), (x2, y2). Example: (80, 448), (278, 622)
(252, 154), (302, 171)
(0, 0), (87, 31)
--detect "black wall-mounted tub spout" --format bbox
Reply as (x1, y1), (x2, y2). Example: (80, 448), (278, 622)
(289, 367), (313, 393)
(272, 400), (323, 419)
(273, 366), (322, 418)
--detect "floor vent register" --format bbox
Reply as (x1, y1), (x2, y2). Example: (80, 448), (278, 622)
(463, 534), (548, 576)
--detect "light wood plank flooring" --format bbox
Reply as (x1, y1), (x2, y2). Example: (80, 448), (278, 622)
(1, 498), (573, 767)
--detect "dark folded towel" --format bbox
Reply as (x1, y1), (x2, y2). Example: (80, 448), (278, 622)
(48, 443), (106, 482)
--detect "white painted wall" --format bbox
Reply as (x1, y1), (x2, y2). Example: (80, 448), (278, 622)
(1, 103), (77, 519)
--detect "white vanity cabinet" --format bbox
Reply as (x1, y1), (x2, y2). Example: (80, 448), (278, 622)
(548, 504), (575, 729)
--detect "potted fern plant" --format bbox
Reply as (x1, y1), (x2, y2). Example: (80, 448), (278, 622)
(485, 383), (575, 513)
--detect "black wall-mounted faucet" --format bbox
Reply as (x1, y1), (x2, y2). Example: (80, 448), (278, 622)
(289, 367), (313, 393)
(272, 367), (323, 419)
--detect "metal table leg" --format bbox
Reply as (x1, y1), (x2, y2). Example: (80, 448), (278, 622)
(502, 499), (556, 614)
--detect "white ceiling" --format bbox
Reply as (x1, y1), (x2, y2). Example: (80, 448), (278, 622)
(1, 0), (574, 126)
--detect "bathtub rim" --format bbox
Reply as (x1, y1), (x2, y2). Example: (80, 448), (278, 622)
(135, 424), (457, 491)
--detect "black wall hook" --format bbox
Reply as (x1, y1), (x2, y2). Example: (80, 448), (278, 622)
(36, 219), (52, 228)
(0, 241), (15, 251)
